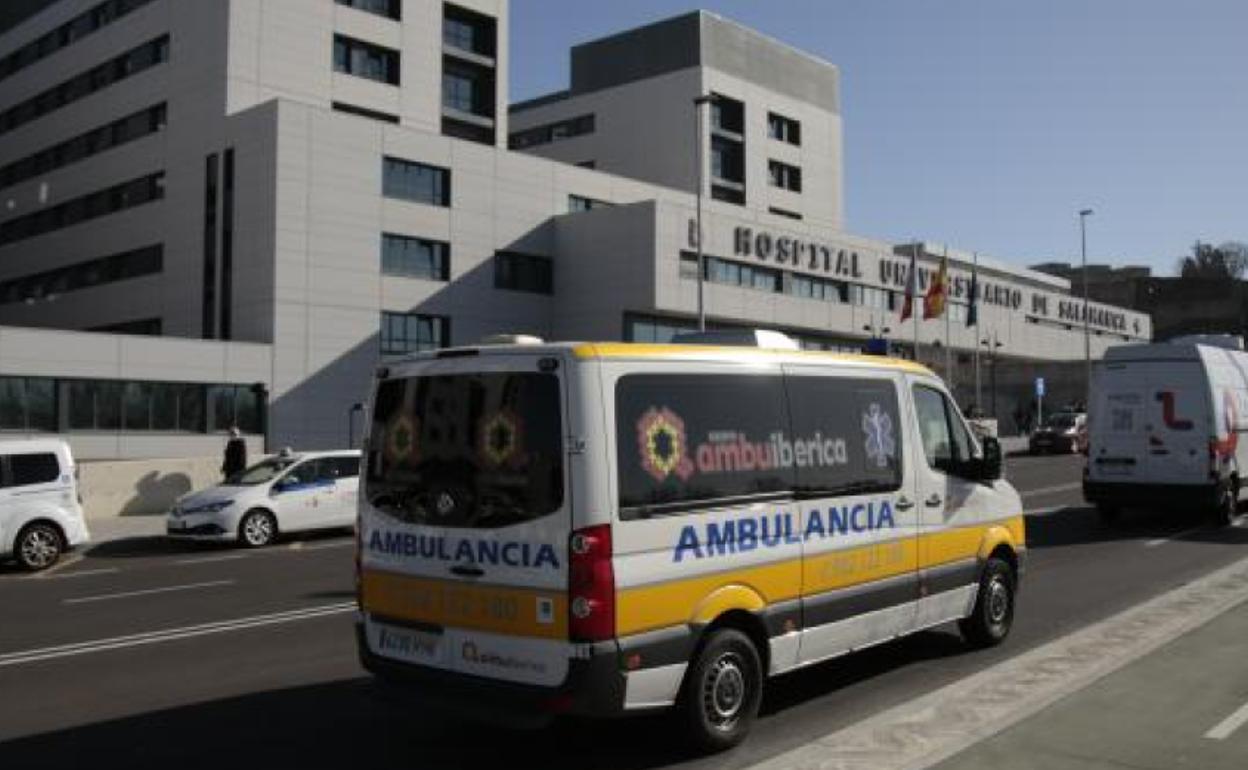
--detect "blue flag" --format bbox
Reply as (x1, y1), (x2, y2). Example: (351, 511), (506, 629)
(966, 264), (979, 327)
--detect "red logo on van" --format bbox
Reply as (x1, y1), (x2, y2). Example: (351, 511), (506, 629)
(1156, 391), (1193, 431)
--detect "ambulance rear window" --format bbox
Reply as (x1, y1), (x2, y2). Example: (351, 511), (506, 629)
(365, 372), (563, 528)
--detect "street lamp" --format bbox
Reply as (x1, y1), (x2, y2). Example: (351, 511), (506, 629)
(693, 94), (717, 332)
(1079, 208), (1094, 399)
(980, 332), (1004, 424)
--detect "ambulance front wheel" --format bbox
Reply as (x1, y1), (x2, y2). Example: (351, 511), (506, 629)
(959, 556), (1015, 648)
(679, 628), (763, 753)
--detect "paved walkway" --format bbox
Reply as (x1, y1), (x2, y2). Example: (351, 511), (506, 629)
(933, 600), (1248, 770)
(84, 515), (167, 544)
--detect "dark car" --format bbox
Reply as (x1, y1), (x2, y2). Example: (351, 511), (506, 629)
(1029, 411), (1086, 454)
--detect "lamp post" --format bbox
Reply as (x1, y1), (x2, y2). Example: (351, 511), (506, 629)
(1079, 208), (1094, 400)
(693, 94), (716, 331)
(981, 332), (1003, 423)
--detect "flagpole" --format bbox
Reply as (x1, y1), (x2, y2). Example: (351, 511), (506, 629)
(973, 250), (982, 411)
(912, 241), (919, 361)
(944, 244), (952, 390)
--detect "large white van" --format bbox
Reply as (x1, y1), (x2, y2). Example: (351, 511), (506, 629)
(355, 338), (1025, 750)
(1085, 336), (1248, 524)
(0, 438), (89, 571)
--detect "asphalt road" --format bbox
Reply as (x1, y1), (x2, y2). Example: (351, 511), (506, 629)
(2, 453), (1246, 770)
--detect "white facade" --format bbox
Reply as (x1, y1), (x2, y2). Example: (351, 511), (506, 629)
(0, 1), (1150, 456)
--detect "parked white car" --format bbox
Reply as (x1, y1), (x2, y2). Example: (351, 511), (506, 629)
(167, 450), (360, 547)
(0, 439), (90, 571)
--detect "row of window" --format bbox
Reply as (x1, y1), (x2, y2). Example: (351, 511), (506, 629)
(0, 172), (165, 246)
(0, 0), (157, 83)
(382, 233), (449, 280)
(0, 376), (263, 434)
(624, 314), (862, 354)
(335, 0), (400, 21)
(0, 103), (166, 192)
(508, 114), (595, 150)
(383, 157), (450, 206)
(333, 35), (400, 85)
(443, 4), (497, 57)
(0, 35), (169, 137)
(0, 244), (161, 306)
(769, 160), (802, 192)
(380, 312), (449, 356)
(443, 59), (494, 117)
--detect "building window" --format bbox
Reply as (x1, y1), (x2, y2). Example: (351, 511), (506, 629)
(0, 377), (56, 432)
(769, 160), (802, 192)
(508, 114), (595, 150)
(789, 274), (847, 303)
(625, 314), (699, 344)
(381, 312), (450, 356)
(332, 102), (399, 124)
(710, 94), (744, 134)
(711, 185), (745, 205)
(381, 234), (450, 280)
(209, 385), (263, 433)
(0, 35), (170, 137)
(711, 136), (745, 185)
(382, 157), (450, 206)
(0, 172), (165, 246)
(568, 194), (610, 213)
(333, 35), (400, 85)
(441, 117), (494, 145)
(202, 154), (218, 339)
(443, 4), (496, 57)
(685, 253), (781, 293)
(0, 103), (166, 192)
(0, 0), (160, 85)
(495, 252), (553, 295)
(335, 0), (400, 20)
(767, 112), (801, 145)
(221, 149), (236, 341)
(0, 245), (162, 306)
(442, 61), (494, 117)
(769, 206), (802, 220)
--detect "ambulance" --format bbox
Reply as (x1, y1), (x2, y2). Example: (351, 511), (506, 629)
(355, 334), (1026, 751)
(1084, 335), (1248, 525)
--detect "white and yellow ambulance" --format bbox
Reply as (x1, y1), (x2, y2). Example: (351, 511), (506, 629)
(355, 334), (1025, 751)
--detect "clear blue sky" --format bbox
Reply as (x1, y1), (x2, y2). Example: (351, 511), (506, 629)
(511, 0), (1247, 275)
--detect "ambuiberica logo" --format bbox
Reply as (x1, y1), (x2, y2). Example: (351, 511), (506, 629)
(636, 406), (851, 483)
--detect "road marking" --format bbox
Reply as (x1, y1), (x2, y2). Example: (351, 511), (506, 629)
(1024, 505), (1070, 517)
(0, 602), (355, 669)
(1144, 525), (1206, 548)
(32, 553), (83, 578)
(1206, 698), (1248, 740)
(63, 579), (235, 605)
(745, 553), (1248, 770)
(1020, 481), (1083, 499)
(298, 540), (353, 551)
(34, 568), (121, 580)
(174, 554), (248, 565)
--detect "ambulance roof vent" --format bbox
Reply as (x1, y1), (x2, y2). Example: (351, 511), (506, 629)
(1167, 334), (1244, 350)
(478, 334), (545, 346)
(671, 329), (801, 351)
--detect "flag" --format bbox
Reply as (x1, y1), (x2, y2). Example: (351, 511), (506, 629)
(923, 254), (949, 319)
(966, 260), (978, 327)
(899, 247), (917, 321)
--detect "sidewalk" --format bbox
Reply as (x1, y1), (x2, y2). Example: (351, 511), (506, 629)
(85, 515), (167, 544)
(934, 600), (1248, 770)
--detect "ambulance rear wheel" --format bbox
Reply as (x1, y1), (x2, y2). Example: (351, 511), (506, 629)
(679, 628), (762, 753)
(959, 557), (1015, 648)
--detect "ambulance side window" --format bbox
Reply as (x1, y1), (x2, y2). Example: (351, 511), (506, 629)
(615, 373), (793, 518)
(913, 385), (973, 476)
(785, 376), (904, 495)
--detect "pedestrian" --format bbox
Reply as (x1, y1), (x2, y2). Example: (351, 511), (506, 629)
(222, 426), (247, 479)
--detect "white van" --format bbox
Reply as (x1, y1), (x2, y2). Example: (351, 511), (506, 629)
(0, 438), (89, 571)
(1085, 336), (1248, 524)
(355, 338), (1025, 751)
(167, 450), (361, 547)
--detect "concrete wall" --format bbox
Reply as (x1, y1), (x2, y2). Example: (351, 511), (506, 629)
(77, 448), (261, 519)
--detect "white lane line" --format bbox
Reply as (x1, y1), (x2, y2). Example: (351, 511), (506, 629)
(1144, 525), (1207, 548)
(63, 579), (235, 605)
(35, 568), (121, 580)
(1024, 505), (1070, 517)
(1020, 481), (1083, 499)
(174, 553), (248, 565)
(1206, 699), (1248, 740)
(0, 602), (355, 668)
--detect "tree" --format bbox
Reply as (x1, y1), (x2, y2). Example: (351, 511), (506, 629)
(1177, 241), (1248, 279)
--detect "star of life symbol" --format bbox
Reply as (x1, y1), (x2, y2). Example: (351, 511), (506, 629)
(862, 403), (895, 468)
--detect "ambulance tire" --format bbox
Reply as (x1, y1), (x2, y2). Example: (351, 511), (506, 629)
(679, 628), (763, 753)
(959, 557), (1015, 648)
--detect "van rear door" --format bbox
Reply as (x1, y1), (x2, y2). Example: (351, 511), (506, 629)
(358, 353), (573, 687)
(1090, 361), (1211, 485)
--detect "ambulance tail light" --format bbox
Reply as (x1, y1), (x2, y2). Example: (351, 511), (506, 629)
(568, 524), (614, 642)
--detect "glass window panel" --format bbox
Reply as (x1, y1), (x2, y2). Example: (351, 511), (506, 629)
(178, 384), (204, 431)
(96, 382), (122, 429)
(152, 383), (178, 430)
(123, 382), (151, 430)
(235, 387), (260, 434)
(0, 378), (24, 429)
(27, 379), (55, 431)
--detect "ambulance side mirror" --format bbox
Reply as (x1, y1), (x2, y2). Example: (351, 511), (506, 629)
(977, 436), (1003, 482)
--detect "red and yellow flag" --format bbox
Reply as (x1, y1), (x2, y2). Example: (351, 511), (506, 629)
(923, 255), (949, 319)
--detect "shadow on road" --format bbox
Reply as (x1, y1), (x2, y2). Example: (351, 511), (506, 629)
(1025, 505), (1248, 550)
